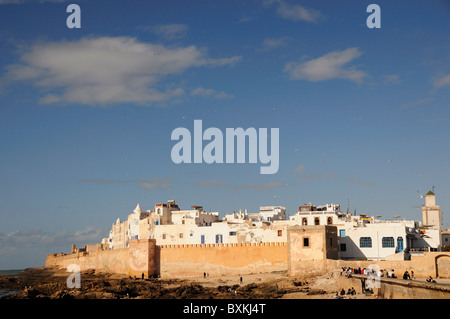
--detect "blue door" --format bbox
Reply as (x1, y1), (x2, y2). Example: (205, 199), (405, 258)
(201, 235), (205, 244)
(397, 237), (404, 252)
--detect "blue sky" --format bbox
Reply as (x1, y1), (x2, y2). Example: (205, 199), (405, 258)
(0, 0), (449, 269)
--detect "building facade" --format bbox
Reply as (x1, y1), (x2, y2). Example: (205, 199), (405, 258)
(103, 191), (444, 261)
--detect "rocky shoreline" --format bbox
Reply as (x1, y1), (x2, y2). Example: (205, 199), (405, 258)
(0, 267), (374, 300)
(0, 267), (283, 299)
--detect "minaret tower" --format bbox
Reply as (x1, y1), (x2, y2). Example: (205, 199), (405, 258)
(422, 190), (442, 246)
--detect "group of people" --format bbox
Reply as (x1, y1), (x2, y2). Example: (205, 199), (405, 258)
(341, 266), (439, 284)
(340, 266), (382, 277)
(341, 266), (418, 280)
(339, 287), (357, 296)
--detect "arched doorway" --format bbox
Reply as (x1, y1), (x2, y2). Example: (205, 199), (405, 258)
(435, 254), (450, 278)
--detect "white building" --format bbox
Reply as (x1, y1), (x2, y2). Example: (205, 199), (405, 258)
(258, 206), (286, 221)
(103, 191), (443, 261)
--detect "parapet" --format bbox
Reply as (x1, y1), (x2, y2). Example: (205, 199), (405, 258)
(158, 242), (286, 249)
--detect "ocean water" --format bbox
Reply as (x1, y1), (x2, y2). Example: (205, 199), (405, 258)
(0, 289), (19, 298)
(0, 269), (23, 298)
(0, 269), (23, 276)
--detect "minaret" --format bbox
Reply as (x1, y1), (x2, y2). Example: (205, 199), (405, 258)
(134, 203), (142, 214)
(422, 190), (442, 235)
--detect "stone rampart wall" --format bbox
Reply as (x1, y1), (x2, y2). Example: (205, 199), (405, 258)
(157, 242), (288, 278)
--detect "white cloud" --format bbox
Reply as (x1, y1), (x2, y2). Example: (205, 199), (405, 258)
(196, 180), (287, 191)
(260, 36), (290, 51)
(4, 36), (241, 106)
(284, 47), (367, 83)
(401, 97), (433, 109)
(264, 0), (322, 23)
(299, 172), (337, 183)
(190, 87), (234, 99)
(79, 177), (172, 190)
(292, 164), (306, 174)
(141, 24), (189, 40)
(433, 74), (450, 88)
(383, 74), (401, 84)
(0, 226), (105, 256)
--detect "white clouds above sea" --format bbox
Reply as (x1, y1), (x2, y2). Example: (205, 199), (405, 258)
(0, 226), (105, 257)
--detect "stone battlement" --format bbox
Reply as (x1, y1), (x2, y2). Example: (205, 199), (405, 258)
(158, 242), (286, 249)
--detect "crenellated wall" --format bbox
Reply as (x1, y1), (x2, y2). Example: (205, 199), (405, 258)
(45, 229), (450, 281)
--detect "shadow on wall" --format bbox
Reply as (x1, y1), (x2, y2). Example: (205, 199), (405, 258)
(155, 246), (161, 277)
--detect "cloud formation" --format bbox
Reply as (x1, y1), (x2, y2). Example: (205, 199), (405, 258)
(299, 172), (337, 183)
(196, 180), (287, 191)
(0, 226), (104, 256)
(264, 0), (322, 23)
(140, 24), (189, 40)
(433, 74), (450, 89)
(260, 36), (290, 51)
(190, 87), (234, 99)
(284, 47), (367, 83)
(79, 178), (172, 190)
(401, 97), (433, 109)
(4, 36), (241, 106)
(292, 164), (306, 174)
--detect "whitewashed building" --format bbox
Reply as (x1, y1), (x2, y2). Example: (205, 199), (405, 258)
(103, 191), (444, 261)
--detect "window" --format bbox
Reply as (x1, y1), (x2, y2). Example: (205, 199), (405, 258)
(162, 233), (166, 240)
(382, 237), (395, 248)
(216, 234), (223, 244)
(179, 233), (183, 239)
(201, 235), (205, 244)
(314, 217), (320, 225)
(360, 237), (372, 248)
(340, 243), (347, 252)
(277, 230), (282, 236)
(327, 217), (332, 225)
(303, 237), (310, 247)
(302, 218), (307, 225)
(229, 231), (237, 236)
(155, 221), (159, 225)
(339, 229), (346, 237)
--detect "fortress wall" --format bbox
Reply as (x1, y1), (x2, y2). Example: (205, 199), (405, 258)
(157, 242), (288, 278)
(128, 239), (156, 278)
(45, 238), (450, 280)
(45, 247), (130, 275)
